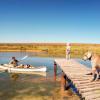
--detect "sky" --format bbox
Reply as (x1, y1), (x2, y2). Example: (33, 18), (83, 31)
(0, 0), (100, 43)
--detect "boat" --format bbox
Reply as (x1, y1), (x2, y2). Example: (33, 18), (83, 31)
(8, 67), (47, 73)
(0, 64), (47, 73)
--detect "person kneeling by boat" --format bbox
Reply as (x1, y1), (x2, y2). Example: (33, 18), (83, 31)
(25, 64), (32, 68)
(17, 64), (32, 68)
(9, 57), (19, 67)
(17, 64), (24, 68)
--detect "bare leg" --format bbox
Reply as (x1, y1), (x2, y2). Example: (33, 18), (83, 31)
(68, 54), (70, 59)
(91, 70), (97, 82)
(66, 53), (70, 60)
(98, 70), (100, 79)
(66, 54), (69, 60)
(97, 69), (100, 80)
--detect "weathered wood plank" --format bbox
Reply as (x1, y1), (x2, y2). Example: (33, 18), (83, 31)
(77, 84), (100, 89)
(82, 90), (100, 97)
(85, 93), (100, 100)
(54, 59), (100, 100)
(79, 87), (100, 93)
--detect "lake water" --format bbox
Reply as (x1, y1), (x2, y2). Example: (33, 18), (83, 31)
(0, 52), (91, 100)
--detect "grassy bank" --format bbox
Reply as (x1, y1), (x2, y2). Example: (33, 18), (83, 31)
(0, 43), (100, 58)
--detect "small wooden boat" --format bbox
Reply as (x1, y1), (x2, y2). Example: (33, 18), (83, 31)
(8, 67), (47, 73)
(0, 64), (47, 73)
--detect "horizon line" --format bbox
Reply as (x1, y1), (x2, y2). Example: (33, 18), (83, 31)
(0, 42), (100, 45)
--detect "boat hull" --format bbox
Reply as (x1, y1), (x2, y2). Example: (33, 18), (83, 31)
(0, 64), (47, 73)
(8, 67), (47, 73)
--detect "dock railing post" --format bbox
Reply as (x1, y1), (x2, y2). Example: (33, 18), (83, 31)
(61, 71), (68, 91)
(54, 61), (57, 81)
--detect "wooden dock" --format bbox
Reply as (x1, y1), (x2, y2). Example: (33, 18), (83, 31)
(54, 59), (100, 100)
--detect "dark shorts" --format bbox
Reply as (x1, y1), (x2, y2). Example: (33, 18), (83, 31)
(66, 50), (70, 54)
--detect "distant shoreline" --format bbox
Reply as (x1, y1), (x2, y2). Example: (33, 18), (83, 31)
(0, 43), (100, 58)
(0, 50), (42, 52)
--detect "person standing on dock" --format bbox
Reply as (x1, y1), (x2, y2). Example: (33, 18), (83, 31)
(66, 43), (71, 60)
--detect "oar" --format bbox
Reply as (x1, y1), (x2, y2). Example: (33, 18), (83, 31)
(19, 55), (28, 62)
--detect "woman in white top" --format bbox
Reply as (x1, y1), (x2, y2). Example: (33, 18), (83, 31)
(66, 43), (71, 59)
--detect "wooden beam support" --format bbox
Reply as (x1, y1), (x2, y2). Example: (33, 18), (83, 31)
(54, 61), (57, 81)
(61, 71), (68, 91)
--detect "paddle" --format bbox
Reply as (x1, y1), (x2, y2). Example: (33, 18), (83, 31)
(19, 55), (28, 62)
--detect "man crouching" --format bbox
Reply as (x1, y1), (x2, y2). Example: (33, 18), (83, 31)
(9, 57), (19, 67)
(83, 51), (100, 81)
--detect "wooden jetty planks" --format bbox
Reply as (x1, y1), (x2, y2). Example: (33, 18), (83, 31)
(82, 90), (100, 97)
(54, 59), (100, 100)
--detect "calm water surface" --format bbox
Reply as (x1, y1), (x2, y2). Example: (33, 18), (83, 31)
(0, 52), (90, 100)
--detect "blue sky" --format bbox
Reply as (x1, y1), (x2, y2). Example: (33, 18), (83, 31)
(0, 0), (100, 43)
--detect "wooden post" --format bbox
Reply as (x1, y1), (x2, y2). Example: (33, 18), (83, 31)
(61, 71), (67, 91)
(54, 61), (57, 81)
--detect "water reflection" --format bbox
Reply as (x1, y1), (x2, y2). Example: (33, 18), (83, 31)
(10, 73), (19, 81)
(75, 58), (91, 68)
(0, 52), (80, 100)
